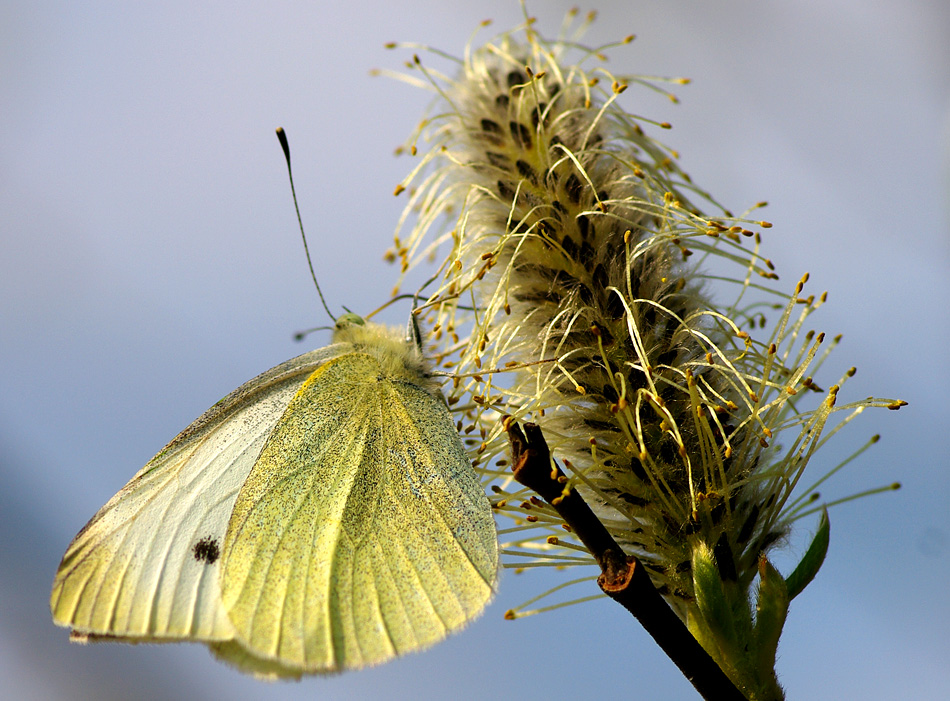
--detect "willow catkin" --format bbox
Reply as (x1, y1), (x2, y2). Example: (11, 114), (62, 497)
(385, 16), (902, 692)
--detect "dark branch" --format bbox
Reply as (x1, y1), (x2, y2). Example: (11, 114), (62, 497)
(506, 419), (747, 701)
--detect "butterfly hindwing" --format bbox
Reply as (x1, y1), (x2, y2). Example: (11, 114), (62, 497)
(219, 348), (497, 673)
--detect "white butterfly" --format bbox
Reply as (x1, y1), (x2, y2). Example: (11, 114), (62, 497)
(51, 314), (498, 678)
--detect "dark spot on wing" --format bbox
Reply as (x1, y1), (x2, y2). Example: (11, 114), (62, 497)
(193, 536), (220, 564)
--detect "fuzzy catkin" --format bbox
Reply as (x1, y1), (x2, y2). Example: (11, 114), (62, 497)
(386, 17), (902, 636)
(393, 27), (780, 608)
(448, 63), (779, 602)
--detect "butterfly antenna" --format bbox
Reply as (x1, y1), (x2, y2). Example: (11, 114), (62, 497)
(276, 127), (335, 322)
(404, 271), (443, 349)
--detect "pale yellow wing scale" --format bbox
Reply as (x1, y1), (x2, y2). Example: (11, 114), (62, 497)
(50, 347), (343, 643)
(219, 350), (497, 673)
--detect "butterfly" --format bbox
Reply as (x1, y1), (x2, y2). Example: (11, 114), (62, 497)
(50, 312), (498, 678)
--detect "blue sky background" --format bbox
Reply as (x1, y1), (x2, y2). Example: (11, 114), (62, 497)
(2, 1), (948, 699)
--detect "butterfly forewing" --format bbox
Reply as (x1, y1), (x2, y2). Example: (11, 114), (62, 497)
(49, 347), (343, 643)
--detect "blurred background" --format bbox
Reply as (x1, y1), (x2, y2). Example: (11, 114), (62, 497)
(2, 1), (948, 699)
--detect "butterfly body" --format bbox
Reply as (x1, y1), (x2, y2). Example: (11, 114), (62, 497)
(51, 317), (497, 678)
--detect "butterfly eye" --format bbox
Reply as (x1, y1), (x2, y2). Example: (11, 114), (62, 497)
(334, 313), (366, 331)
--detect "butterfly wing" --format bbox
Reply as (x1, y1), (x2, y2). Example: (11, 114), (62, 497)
(219, 350), (497, 673)
(50, 346), (344, 644)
